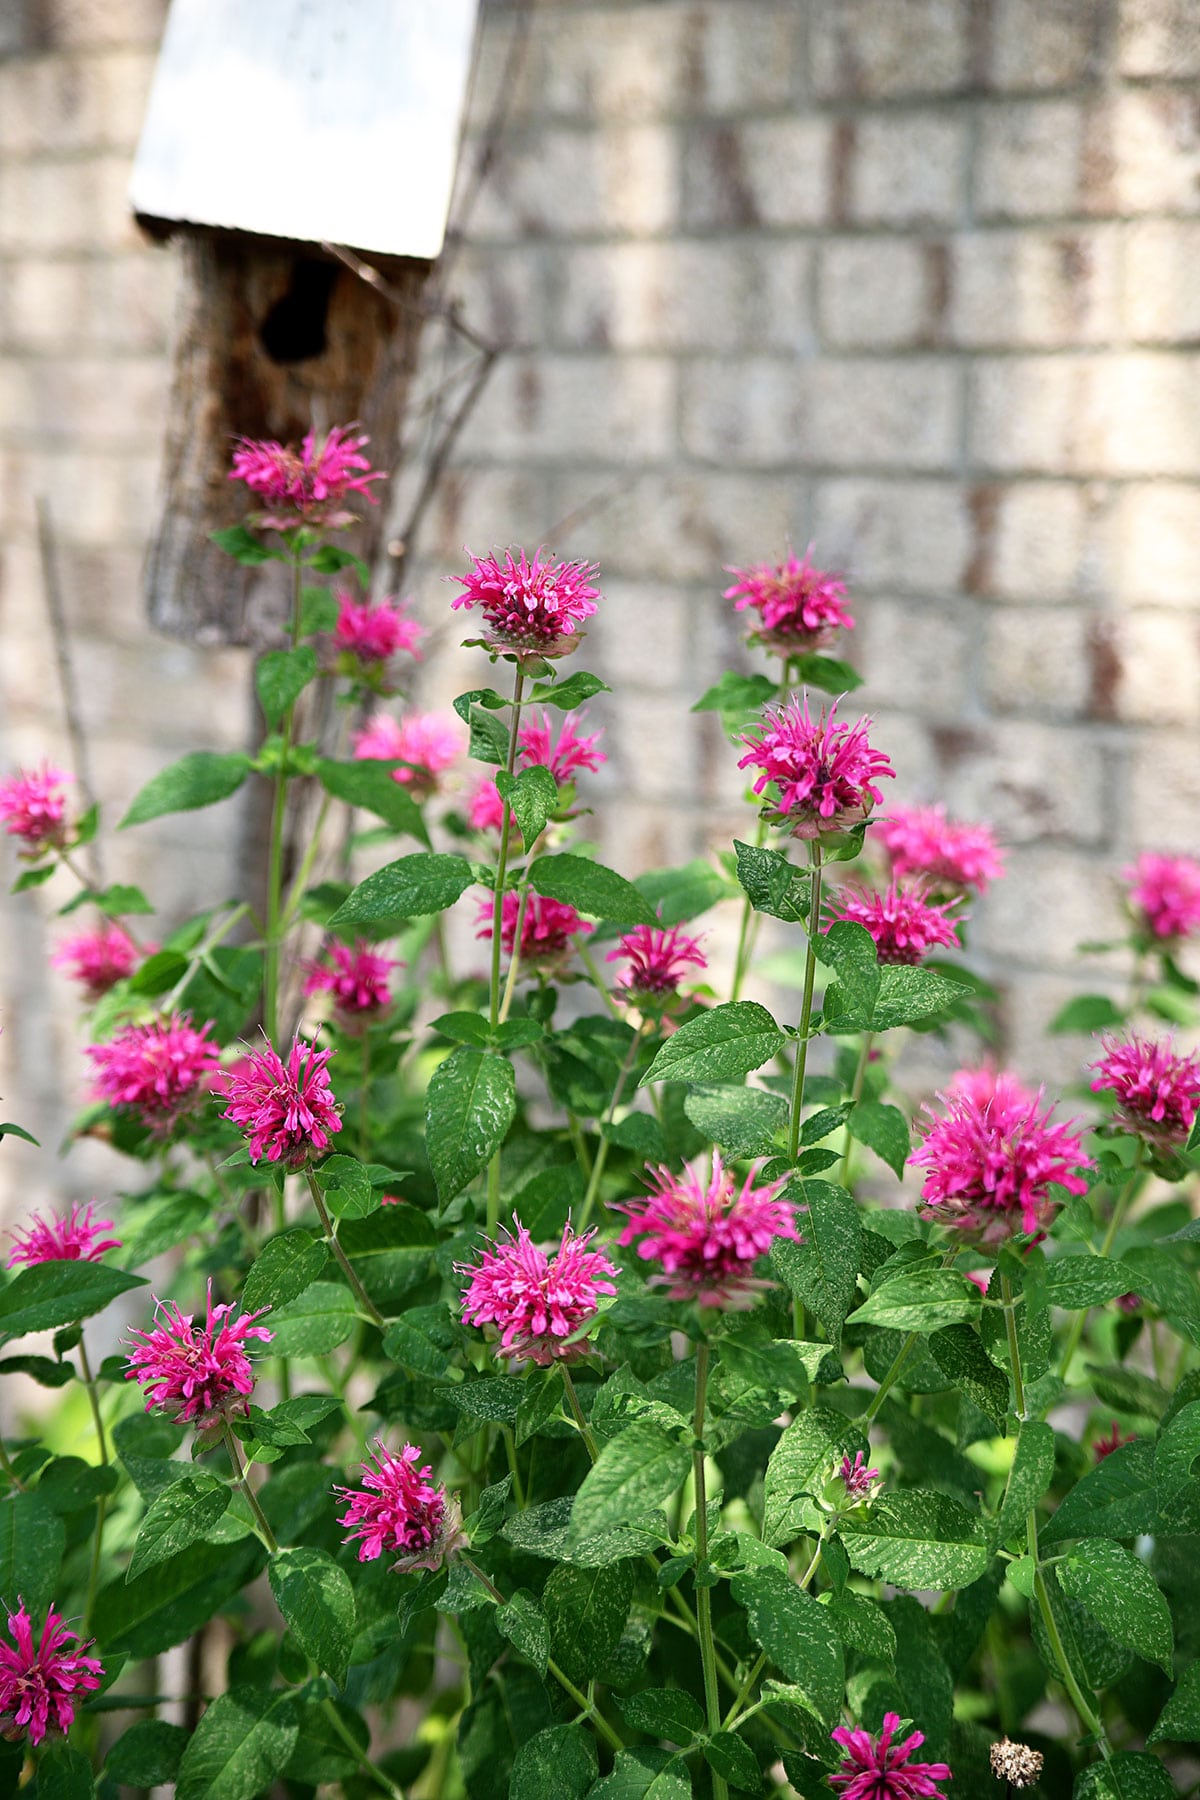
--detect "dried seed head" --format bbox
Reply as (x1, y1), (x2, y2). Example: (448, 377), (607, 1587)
(990, 1739), (1044, 1788)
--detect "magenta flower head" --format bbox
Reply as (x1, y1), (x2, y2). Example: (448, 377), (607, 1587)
(839, 1451), (880, 1502)
(723, 546), (854, 653)
(7, 1202), (121, 1270)
(86, 1013), (219, 1128)
(518, 709), (606, 782)
(215, 1035), (341, 1167)
(476, 890), (593, 971)
(228, 423), (386, 530)
(606, 923), (707, 1007)
(1123, 851), (1200, 944)
(830, 1712), (952, 1800)
(467, 775), (507, 834)
(875, 803), (1005, 895)
(1089, 1032), (1200, 1147)
(52, 923), (140, 999)
(1094, 1421), (1135, 1462)
(125, 1282), (272, 1427)
(336, 1439), (464, 1572)
(615, 1153), (800, 1308)
(0, 1601), (102, 1746)
(826, 881), (965, 966)
(333, 590), (424, 665)
(0, 763), (71, 850)
(353, 711), (463, 798)
(303, 939), (397, 1019)
(911, 1072), (1091, 1246)
(451, 547), (601, 658)
(458, 1221), (619, 1365)
(738, 696), (894, 840)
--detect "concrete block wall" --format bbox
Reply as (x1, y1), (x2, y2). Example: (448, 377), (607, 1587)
(2, 0), (1199, 1214)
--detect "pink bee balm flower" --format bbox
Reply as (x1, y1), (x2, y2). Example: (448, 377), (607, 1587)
(476, 890), (593, 966)
(86, 1013), (219, 1125)
(352, 711), (462, 798)
(52, 922), (140, 999)
(738, 696), (894, 840)
(723, 546), (854, 652)
(963, 1268), (992, 1297)
(125, 1283), (272, 1426)
(1116, 1291), (1142, 1313)
(215, 1035), (341, 1166)
(830, 1712), (952, 1800)
(616, 1153), (799, 1308)
(0, 1602), (102, 1747)
(451, 547), (601, 656)
(459, 1221), (619, 1366)
(911, 1073), (1091, 1245)
(874, 804), (1005, 895)
(1088, 1032), (1200, 1147)
(839, 1451), (880, 1501)
(336, 1440), (464, 1571)
(333, 591), (425, 664)
(303, 939), (397, 1017)
(1094, 1421), (1135, 1461)
(7, 1202), (121, 1269)
(826, 880), (965, 966)
(228, 423), (386, 530)
(467, 775), (507, 833)
(0, 763), (71, 848)
(1123, 852), (1200, 943)
(518, 709), (606, 783)
(606, 923), (707, 1001)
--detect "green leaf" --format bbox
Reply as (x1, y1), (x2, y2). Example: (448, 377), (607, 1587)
(542, 1560), (634, 1686)
(927, 1326), (1010, 1431)
(530, 853), (656, 924)
(299, 585), (339, 635)
(330, 851), (474, 926)
(0, 1353), (72, 1388)
(1042, 1439), (1159, 1545)
(998, 1422), (1056, 1542)
(0, 1120), (40, 1146)
(315, 758), (430, 845)
(11, 863), (56, 893)
(0, 1492), (65, 1615)
(119, 751), (252, 828)
(825, 1591), (897, 1664)
(176, 1687), (299, 1800)
(684, 1084), (787, 1158)
(0, 1261), (146, 1341)
(1074, 1752), (1177, 1800)
(498, 1587), (550, 1676)
(316, 1154), (376, 1222)
(105, 1720), (190, 1786)
(693, 670), (778, 721)
(1154, 1399), (1200, 1532)
(1150, 1660), (1200, 1744)
(242, 1229), (327, 1313)
(307, 544), (369, 579)
(568, 1421), (691, 1545)
(255, 647), (318, 729)
(704, 1731), (761, 1793)
(268, 1548), (356, 1687)
(510, 1723), (598, 1800)
(266, 1281), (357, 1355)
(585, 1748), (693, 1799)
(1040, 1256), (1140, 1310)
(118, 1191), (210, 1266)
(762, 1408), (865, 1548)
(792, 652), (863, 694)
(641, 1001), (784, 1088)
(1060, 1539), (1173, 1673)
(815, 921), (880, 1026)
(848, 1270), (982, 1334)
(211, 522), (279, 565)
(769, 1180), (860, 1349)
(497, 764), (559, 847)
(1050, 994), (1127, 1035)
(826, 964), (964, 1033)
(61, 880), (154, 918)
(635, 860), (736, 925)
(128, 1475), (231, 1581)
(341, 1206), (436, 1316)
(847, 1101), (910, 1179)
(99, 1540), (266, 1658)
(617, 1689), (705, 1744)
(733, 839), (810, 923)
(730, 1568), (844, 1721)
(426, 1046), (517, 1204)
(840, 1492), (991, 1590)
(34, 1744), (94, 1800)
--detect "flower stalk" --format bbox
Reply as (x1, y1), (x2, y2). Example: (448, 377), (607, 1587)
(787, 842), (824, 1163)
(304, 1168), (385, 1329)
(691, 1339), (728, 1800)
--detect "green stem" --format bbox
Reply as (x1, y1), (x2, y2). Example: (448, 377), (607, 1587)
(497, 879), (530, 1023)
(485, 667), (527, 1237)
(278, 793), (333, 936)
(786, 843), (824, 1164)
(0, 1436), (25, 1492)
(264, 556), (305, 1045)
(560, 1365), (598, 1462)
(502, 1426), (526, 1508)
(692, 1340), (728, 1800)
(224, 1425), (279, 1554)
(78, 1336), (108, 1633)
(838, 1032), (874, 1190)
(576, 1022), (647, 1232)
(359, 1029), (372, 1162)
(864, 1247), (959, 1424)
(304, 1167), (385, 1329)
(1001, 1275), (1026, 1421)
(1059, 1146), (1146, 1383)
(319, 1697), (407, 1800)
(578, 943), (623, 1020)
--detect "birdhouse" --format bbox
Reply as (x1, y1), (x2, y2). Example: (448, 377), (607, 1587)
(130, 0), (479, 646)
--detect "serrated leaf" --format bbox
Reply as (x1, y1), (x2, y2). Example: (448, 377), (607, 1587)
(847, 1100), (910, 1179)
(1150, 1660), (1200, 1745)
(316, 1153), (376, 1221)
(997, 1421), (1055, 1543)
(826, 964), (964, 1033)
(120, 751), (252, 829)
(635, 860), (735, 925)
(793, 652), (863, 694)
(211, 522), (278, 565)
(498, 1588), (550, 1676)
(176, 1686), (299, 1800)
(1050, 994), (1127, 1035)
(1074, 1752), (1177, 1799)
(426, 1046), (516, 1204)
(268, 1548), (355, 1686)
(1040, 1256), (1140, 1310)
(255, 647), (317, 729)
(105, 1720), (189, 1786)
(510, 1723), (598, 1800)
(34, 1744), (94, 1800)
(642, 1001), (784, 1089)
(704, 1731), (761, 1793)
(330, 851), (474, 926)
(684, 1084), (787, 1157)
(529, 669), (611, 708)
(530, 853), (655, 925)
(694, 670), (778, 720)
(927, 1325), (1010, 1430)
(730, 1568), (844, 1721)
(824, 1591), (896, 1664)
(1060, 1539), (1173, 1672)
(762, 1408), (865, 1548)
(1042, 1438), (1159, 1545)
(242, 1228), (326, 1313)
(543, 1560), (633, 1686)
(128, 1476), (230, 1581)
(0, 1261), (146, 1341)
(848, 1269), (981, 1334)
(497, 764), (559, 847)
(315, 758), (430, 845)
(769, 1180), (860, 1349)
(586, 1748), (693, 1799)
(840, 1492), (991, 1590)
(1154, 1399), (1200, 1532)
(814, 920), (880, 1026)
(617, 1688), (705, 1743)
(504, 1495), (667, 1567)
(733, 840), (810, 922)
(568, 1421), (690, 1544)
(99, 1539), (266, 1658)
(0, 1491), (65, 1615)
(266, 1281), (357, 1355)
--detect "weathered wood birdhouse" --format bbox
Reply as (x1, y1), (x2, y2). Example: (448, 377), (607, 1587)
(130, 0), (478, 646)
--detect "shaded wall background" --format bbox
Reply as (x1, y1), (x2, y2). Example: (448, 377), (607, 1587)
(2, 0), (1200, 1212)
